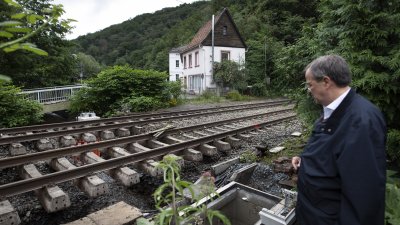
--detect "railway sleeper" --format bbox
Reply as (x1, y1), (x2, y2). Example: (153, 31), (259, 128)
(162, 135), (185, 144)
(213, 140), (231, 152)
(9, 142), (26, 156)
(224, 136), (241, 148)
(131, 125), (144, 135)
(183, 148), (203, 162)
(107, 147), (140, 186)
(36, 138), (54, 151)
(19, 164), (71, 213)
(198, 143), (218, 156)
(115, 127), (130, 137)
(0, 200), (21, 225)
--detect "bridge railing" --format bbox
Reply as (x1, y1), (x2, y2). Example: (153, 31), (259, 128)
(21, 85), (86, 104)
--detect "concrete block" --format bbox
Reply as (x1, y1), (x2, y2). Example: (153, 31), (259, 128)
(78, 175), (109, 197)
(110, 167), (140, 186)
(107, 147), (130, 158)
(82, 152), (105, 164)
(199, 144), (218, 156)
(204, 129), (219, 134)
(131, 126), (144, 135)
(139, 160), (163, 177)
(0, 200), (21, 225)
(50, 157), (77, 171)
(39, 186), (71, 213)
(36, 139), (53, 151)
(182, 134), (196, 140)
(225, 136), (241, 148)
(20, 164), (42, 179)
(9, 143), (26, 156)
(183, 148), (203, 162)
(212, 157), (240, 175)
(81, 133), (97, 143)
(116, 128), (130, 137)
(213, 140), (231, 152)
(213, 126), (230, 132)
(100, 130), (115, 140)
(60, 136), (76, 147)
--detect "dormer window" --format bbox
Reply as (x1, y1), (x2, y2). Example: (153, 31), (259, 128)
(223, 26), (227, 36)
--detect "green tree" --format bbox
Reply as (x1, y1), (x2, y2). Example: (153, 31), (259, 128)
(0, 81), (42, 127)
(0, 0), (76, 88)
(213, 60), (246, 92)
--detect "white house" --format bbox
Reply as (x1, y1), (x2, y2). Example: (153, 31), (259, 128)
(168, 8), (247, 94)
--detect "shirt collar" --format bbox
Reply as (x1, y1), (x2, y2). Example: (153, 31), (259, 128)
(323, 88), (351, 120)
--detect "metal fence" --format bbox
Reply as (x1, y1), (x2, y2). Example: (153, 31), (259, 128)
(21, 85), (86, 104)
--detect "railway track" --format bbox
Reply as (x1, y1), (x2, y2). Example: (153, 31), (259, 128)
(0, 101), (297, 225)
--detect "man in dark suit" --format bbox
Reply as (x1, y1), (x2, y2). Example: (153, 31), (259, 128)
(292, 54), (386, 225)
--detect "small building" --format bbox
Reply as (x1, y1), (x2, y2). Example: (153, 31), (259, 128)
(168, 8), (247, 94)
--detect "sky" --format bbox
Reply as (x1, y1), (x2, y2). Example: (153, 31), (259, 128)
(53, 0), (199, 40)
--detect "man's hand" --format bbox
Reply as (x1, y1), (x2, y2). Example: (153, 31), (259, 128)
(292, 156), (301, 170)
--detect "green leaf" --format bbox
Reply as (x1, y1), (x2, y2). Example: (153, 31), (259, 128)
(0, 31), (13, 38)
(3, 43), (20, 53)
(11, 13), (26, 19)
(20, 43), (48, 56)
(0, 21), (23, 27)
(27, 14), (44, 24)
(0, 74), (12, 82)
(4, 0), (21, 7)
(5, 27), (32, 33)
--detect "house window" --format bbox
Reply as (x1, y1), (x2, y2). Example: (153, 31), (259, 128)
(184, 56), (187, 69)
(221, 51), (230, 61)
(195, 51), (199, 67)
(189, 54), (192, 68)
(223, 26), (227, 36)
(175, 60), (179, 68)
(176, 74), (179, 81)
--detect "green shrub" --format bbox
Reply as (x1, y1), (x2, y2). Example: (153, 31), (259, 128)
(69, 65), (171, 116)
(386, 171), (400, 225)
(387, 129), (400, 166)
(122, 96), (165, 112)
(0, 82), (42, 127)
(225, 90), (243, 101)
(251, 83), (268, 97)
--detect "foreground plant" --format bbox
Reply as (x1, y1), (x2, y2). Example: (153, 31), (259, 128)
(139, 155), (231, 225)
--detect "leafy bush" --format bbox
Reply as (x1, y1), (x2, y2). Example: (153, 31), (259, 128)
(386, 171), (400, 225)
(251, 83), (268, 97)
(387, 129), (400, 166)
(0, 82), (42, 127)
(225, 90), (243, 101)
(69, 65), (172, 116)
(121, 96), (165, 112)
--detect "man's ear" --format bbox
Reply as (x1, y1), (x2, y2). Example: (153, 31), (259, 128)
(323, 75), (332, 87)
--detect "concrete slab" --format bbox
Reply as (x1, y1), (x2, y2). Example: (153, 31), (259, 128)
(87, 202), (142, 225)
(0, 200), (21, 225)
(229, 163), (258, 184)
(212, 157), (240, 175)
(63, 202), (141, 225)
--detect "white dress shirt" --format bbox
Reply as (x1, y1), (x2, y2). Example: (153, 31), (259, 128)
(323, 88), (351, 120)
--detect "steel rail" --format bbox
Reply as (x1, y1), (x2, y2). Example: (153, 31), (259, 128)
(0, 99), (290, 135)
(0, 114), (296, 197)
(0, 108), (294, 169)
(0, 104), (293, 145)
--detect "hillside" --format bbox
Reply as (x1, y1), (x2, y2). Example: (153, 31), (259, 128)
(73, 1), (212, 71)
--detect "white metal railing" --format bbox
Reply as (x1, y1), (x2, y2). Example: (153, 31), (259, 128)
(21, 85), (86, 104)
